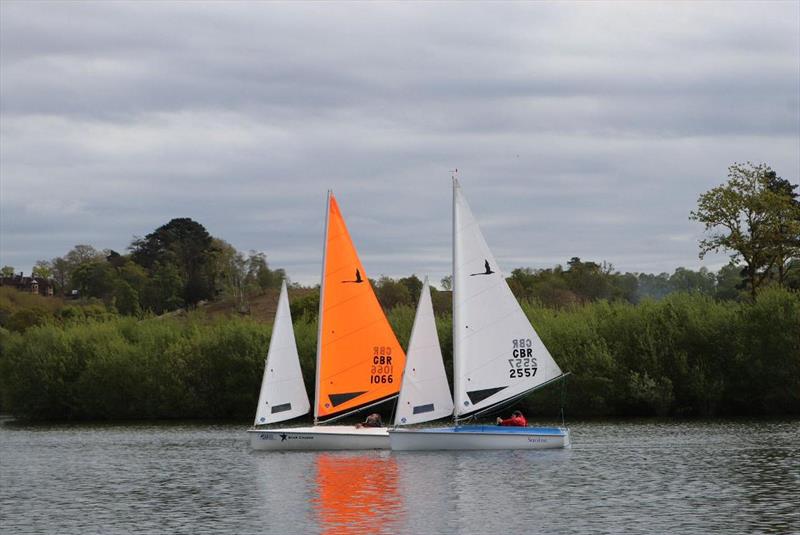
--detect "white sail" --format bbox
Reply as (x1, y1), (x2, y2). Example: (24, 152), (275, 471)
(254, 280), (311, 425)
(394, 277), (454, 426)
(453, 179), (563, 417)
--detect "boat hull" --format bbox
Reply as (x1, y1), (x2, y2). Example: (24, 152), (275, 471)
(389, 425), (570, 451)
(248, 425), (389, 451)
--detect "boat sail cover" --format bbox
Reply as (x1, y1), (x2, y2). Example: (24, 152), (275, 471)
(315, 193), (407, 421)
(254, 280), (311, 425)
(394, 277), (454, 426)
(453, 180), (563, 417)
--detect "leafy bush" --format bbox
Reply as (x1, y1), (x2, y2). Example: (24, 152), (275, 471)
(0, 288), (797, 420)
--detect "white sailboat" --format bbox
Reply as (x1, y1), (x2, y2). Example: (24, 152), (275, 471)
(392, 277), (454, 427)
(389, 178), (571, 450)
(252, 279), (310, 427)
(249, 191), (406, 450)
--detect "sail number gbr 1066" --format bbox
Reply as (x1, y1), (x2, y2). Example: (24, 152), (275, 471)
(508, 338), (537, 379)
(370, 346), (394, 384)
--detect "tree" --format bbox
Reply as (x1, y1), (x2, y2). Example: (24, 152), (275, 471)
(1, 266), (14, 278)
(714, 263), (745, 301)
(764, 171), (800, 286)
(49, 245), (106, 294)
(31, 260), (53, 279)
(49, 258), (70, 294)
(215, 240), (250, 312)
(71, 261), (116, 299)
(690, 162), (795, 299)
(374, 276), (412, 310)
(398, 275), (423, 300)
(564, 257), (611, 302)
(130, 218), (219, 308)
(246, 251), (282, 291)
(668, 267), (715, 295)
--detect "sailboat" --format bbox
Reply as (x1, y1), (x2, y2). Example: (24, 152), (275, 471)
(389, 178), (571, 450)
(249, 191), (407, 450)
(392, 277), (454, 427)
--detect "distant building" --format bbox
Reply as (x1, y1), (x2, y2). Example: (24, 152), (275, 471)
(0, 272), (55, 296)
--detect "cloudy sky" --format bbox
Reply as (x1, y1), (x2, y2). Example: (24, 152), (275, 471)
(1, 1), (798, 286)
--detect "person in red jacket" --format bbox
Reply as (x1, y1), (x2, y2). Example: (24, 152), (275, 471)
(496, 410), (527, 427)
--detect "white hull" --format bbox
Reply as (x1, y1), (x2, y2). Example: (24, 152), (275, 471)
(389, 425), (570, 451)
(249, 425), (389, 451)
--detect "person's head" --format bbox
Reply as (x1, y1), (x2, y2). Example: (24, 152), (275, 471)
(512, 410), (522, 417)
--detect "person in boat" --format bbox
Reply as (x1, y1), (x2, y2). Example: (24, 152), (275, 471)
(355, 413), (383, 428)
(496, 410), (527, 427)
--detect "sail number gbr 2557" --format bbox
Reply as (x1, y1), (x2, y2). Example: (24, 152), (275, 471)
(509, 338), (537, 379)
(370, 346), (394, 384)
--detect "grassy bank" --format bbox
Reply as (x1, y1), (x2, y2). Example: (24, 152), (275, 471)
(1, 288), (797, 421)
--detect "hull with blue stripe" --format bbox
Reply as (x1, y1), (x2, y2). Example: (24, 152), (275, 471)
(389, 425), (570, 451)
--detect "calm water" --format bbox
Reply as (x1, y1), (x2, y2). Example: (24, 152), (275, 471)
(1, 419), (798, 535)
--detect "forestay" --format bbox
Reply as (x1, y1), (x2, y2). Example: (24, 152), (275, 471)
(393, 277), (454, 426)
(254, 280), (311, 425)
(453, 180), (563, 417)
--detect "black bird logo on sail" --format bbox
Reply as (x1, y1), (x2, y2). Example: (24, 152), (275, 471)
(470, 260), (495, 276)
(342, 269), (364, 283)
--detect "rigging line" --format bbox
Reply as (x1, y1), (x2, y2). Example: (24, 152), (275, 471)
(560, 371), (568, 428)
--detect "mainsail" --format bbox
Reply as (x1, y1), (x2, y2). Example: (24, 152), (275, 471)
(452, 179), (563, 418)
(393, 277), (454, 426)
(254, 280), (311, 425)
(314, 192), (407, 421)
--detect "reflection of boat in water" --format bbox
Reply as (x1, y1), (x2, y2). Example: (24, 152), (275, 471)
(314, 452), (402, 535)
(249, 191), (406, 450)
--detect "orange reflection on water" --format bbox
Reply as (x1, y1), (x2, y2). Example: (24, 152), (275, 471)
(313, 452), (402, 535)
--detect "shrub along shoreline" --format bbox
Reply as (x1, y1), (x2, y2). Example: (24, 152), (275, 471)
(1, 288), (797, 421)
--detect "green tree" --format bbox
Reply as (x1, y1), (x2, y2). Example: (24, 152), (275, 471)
(374, 276), (412, 310)
(668, 267), (716, 295)
(1, 266), (15, 278)
(130, 218), (219, 309)
(49, 257), (70, 294)
(564, 257), (611, 302)
(764, 171), (800, 286)
(71, 261), (117, 300)
(690, 162), (794, 299)
(246, 251), (282, 291)
(714, 263), (745, 301)
(113, 281), (141, 317)
(140, 262), (185, 314)
(398, 275), (423, 300)
(31, 260), (53, 279)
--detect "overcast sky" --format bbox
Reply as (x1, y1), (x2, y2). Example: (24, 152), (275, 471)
(1, 1), (798, 286)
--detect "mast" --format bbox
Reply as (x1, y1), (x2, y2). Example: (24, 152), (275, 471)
(451, 173), (461, 425)
(313, 190), (332, 425)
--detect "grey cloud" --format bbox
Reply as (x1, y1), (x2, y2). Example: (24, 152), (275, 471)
(1, 1), (797, 284)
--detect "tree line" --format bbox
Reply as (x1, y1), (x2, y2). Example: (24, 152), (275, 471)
(2, 218), (285, 319)
(1, 286), (797, 420)
(0, 161), (796, 420)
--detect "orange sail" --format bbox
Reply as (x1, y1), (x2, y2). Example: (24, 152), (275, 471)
(314, 192), (406, 421)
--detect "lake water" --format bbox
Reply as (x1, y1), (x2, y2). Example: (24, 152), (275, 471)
(1, 419), (797, 535)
